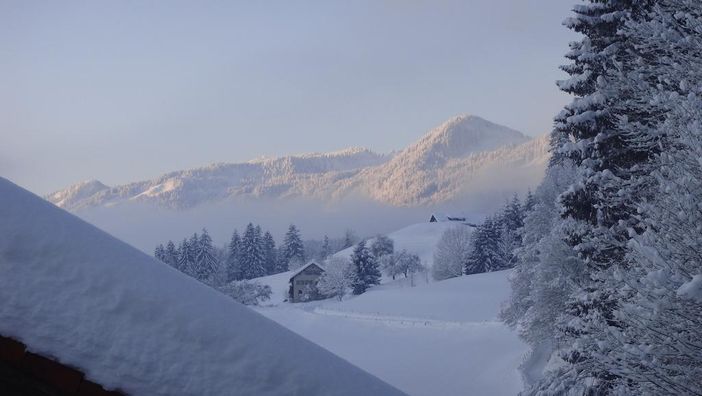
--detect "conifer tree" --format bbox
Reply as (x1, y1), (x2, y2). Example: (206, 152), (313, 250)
(464, 216), (507, 274)
(154, 244), (166, 262)
(193, 229), (219, 284)
(226, 230), (241, 282)
(176, 238), (194, 274)
(261, 231), (277, 275)
(282, 224), (305, 271)
(320, 235), (330, 260)
(342, 229), (355, 249)
(164, 240), (178, 268)
(350, 240), (381, 295)
(527, 1), (661, 393)
(239, 223), (266, 279)
(183, 233), (199, 276)
(500, 194), (525, 266)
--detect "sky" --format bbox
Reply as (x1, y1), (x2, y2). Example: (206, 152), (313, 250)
(1, 1), (579, 195)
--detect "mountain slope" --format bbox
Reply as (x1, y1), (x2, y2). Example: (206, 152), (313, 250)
(47, 115), (547, 211)
(52, 147), (390, 210)
(343, 130), (548, 206)
(0, 177), (405, 396)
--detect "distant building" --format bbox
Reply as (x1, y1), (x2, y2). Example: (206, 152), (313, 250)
(288, 262), (325, 303)
(429, 214), (467, 223)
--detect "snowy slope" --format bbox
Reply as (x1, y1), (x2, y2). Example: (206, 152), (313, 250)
(47, 115), (547, 211)
(334, 221), (472, 268)
(251, 220), (526, 395)
(0, 177), (404, 396)
(255, 271), (527, 396)
(344, 126), (547, 206)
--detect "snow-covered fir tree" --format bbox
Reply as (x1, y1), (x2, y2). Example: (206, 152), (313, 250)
(176, 238), (194, 275)
(193, 229), (219, 284)
(154, 244), (166, 262)
(342, 229), (356, 249)
(500, 0), (702, 393)
(281, 224), (305, 271)
(261, 231), (277, 275)
(319, 235), (331, 260)
(164, 240), (178, 268)
(226, 230), (241, 282)
(500, 194), (524, 266)
(527, 1), (665, 393)
(239, 223), (266, 280)
(465, 216), (507, 274)
(576, 2), (702, 393)
(350, 240), (381, 295)
(500, 163), (586, 374)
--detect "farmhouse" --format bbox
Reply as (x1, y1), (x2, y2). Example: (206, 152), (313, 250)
(429, 213), (467, 223)
(288, 262), (325, 303)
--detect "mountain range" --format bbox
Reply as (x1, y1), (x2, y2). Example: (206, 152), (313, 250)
(48, 115), (549, 211)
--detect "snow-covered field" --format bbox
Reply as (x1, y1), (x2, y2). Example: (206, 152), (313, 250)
(255, 264), (527, 395)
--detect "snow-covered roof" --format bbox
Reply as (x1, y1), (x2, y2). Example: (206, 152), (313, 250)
(0, 178), (404, 396)
(289, 261), (324, 281)
(430, 213), (467, 222)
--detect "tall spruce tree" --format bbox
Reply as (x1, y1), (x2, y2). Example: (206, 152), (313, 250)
(239, 223), (266, 280)
(320, 235), (331, 260)
(500, 194), (525, 266)
(282, 224), (305, 271)
(261, 231), (277, 275)
(226, 230), (241, 282)
(465, 216), (507, 274)
(164, 240), (178, 268)
(585, 2), (702, 393)
(528, 1), (660, 393)
(350, 240), (381, 295)
(193, 229), (219, 284)
(176, 238), (194, 274)
(154, 244), (166, 262)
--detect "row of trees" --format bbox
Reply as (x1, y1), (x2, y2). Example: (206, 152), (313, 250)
(502, 1), (702, 394)
(154, 224), (307, 285)
(432, 194), (533, 281)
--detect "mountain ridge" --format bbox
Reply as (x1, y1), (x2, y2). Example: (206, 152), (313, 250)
(47, 115), (548, 211)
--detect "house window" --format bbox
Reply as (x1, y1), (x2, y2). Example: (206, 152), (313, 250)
(298, 289), (302, 295)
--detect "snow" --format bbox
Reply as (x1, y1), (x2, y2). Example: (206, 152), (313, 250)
(46, 114), (547, 212)
(254, 271), (527, 396)
(677, 274), (702, 302)
(0, 177), (404, 396)
(334, 221), (469, 269)
(253, 221), (526, 395)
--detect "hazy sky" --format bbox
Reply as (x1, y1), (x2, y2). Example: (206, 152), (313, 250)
(1, 1), (578, 195)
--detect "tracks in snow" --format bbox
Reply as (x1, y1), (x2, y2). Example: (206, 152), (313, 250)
(311, 307), (501, 330)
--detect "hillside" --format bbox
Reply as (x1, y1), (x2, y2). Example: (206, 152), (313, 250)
(251, 220), (526, 395)
(254, 270), (526, 396)
(333, 221), (472, 268)
(0, 177), (404, 396)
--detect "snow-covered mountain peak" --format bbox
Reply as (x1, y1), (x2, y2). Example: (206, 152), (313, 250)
(389, 114), (530, 170)
(47, 179), (110, 208)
